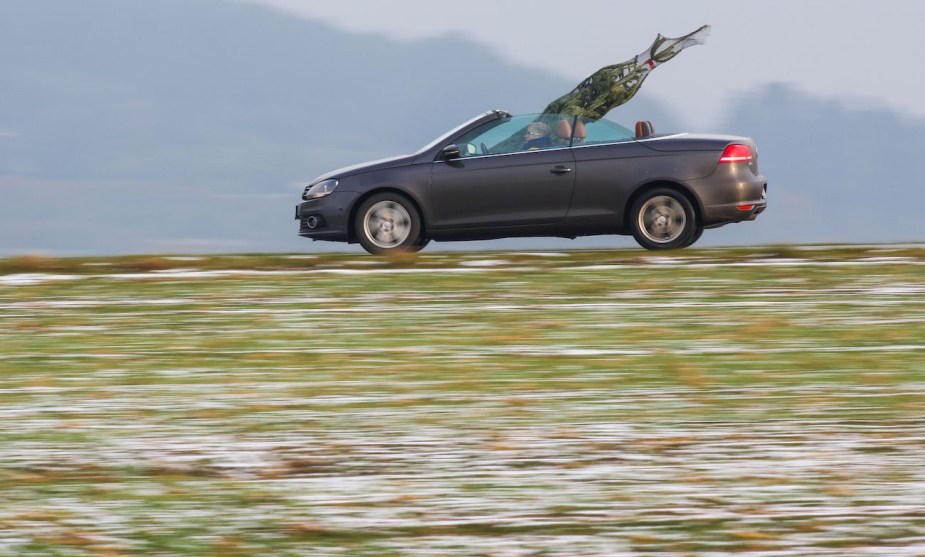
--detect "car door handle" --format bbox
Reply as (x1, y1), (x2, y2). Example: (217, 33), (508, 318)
(550, 166), (572, 175)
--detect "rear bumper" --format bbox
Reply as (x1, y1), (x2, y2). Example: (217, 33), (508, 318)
(693, 170), (768, 227)
(703, 198), (767, 228)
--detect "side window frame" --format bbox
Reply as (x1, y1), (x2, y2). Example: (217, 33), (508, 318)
(576, 118), (635, 146)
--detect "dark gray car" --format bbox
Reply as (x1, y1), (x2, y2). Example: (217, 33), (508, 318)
(295, 110), (767, 254)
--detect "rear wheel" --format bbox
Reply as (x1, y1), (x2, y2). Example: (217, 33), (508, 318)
(681, 225), (704, 248)
(630, 188), (697, 250)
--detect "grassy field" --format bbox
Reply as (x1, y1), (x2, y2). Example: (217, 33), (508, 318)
(1, 245), (924, 556)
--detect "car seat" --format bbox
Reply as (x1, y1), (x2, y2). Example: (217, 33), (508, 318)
(555, 119), (572, 145)
(573, 119), (587, 145)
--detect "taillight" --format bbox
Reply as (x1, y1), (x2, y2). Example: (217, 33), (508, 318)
(719, 144), (753, 164)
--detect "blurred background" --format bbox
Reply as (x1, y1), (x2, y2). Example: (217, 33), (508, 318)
(3, 5), (925, 554)
(2, 0), (924, 256)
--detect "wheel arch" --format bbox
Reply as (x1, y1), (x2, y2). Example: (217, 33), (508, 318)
(623, 180), (704, 229)
(347, 187), (427, 244)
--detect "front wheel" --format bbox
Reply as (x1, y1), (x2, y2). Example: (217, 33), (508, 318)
(354, 193), (423, 255)
(629, 188), (697, 250)
(407, 236), (431, 253)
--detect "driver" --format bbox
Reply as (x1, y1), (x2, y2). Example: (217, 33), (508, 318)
(522, 122), (552, 151)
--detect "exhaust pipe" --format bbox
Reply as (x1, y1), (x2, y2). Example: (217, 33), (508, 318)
(306, 216), (319, 229)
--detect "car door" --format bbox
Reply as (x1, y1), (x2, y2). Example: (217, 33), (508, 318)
(429, 114), (576, 229)
(566, 118), (654, 222)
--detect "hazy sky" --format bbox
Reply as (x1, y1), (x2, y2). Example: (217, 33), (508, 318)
(237, 0), (925, 128)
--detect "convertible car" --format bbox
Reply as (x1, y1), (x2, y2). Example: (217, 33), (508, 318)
(295, 110), (767, 254)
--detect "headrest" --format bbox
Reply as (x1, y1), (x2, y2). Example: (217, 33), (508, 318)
(555, 119), (572, 140)
(573, 119), (587, 139)
(635, 120), (654, 139)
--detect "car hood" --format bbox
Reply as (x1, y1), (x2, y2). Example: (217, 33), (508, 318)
(310, 154), (415, 184)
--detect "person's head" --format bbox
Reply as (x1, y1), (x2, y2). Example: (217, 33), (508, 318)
(525, 122), (550, 141)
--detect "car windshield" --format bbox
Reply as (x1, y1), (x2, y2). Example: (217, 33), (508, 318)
(415, 111), (500, 155)
(451, 113), (636, 157)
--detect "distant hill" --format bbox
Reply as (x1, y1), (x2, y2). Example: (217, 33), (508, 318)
(708, 83), (925, 246)
(1, 0), (922, 255)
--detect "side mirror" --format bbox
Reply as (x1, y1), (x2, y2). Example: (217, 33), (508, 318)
(442, 144), (461, 160)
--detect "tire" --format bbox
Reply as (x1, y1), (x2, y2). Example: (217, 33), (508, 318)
(681, 225), (705, 248)
(407, 236), (431, 253)
(354, 193), (423, 255)
(629, 188), (697, 250)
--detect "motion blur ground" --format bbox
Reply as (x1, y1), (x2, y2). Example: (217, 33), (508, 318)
(1, 246), (924, 555)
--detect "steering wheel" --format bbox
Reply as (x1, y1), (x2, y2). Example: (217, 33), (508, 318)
(480, 142), (490, 155)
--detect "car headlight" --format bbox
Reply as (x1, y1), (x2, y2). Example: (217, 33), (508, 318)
(302, 179), (338, 200)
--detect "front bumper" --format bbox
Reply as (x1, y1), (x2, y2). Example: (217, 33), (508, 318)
(295, 191), (359, 242)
